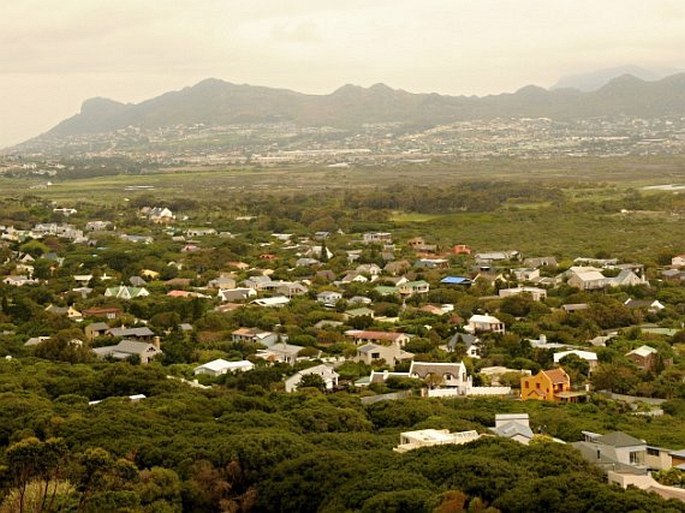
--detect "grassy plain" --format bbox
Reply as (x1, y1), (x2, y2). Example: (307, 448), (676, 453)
(3, 155), (685, 259)
(6, 155), (685, 201)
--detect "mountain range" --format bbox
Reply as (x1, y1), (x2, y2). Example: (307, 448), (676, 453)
(19, 72), (685, 147)
(550, 65), (683, 92)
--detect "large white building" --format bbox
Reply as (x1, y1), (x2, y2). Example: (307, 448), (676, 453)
(466, 314), (505, 334)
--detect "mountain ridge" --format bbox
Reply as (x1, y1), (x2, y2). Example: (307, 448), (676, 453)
(551, 65), (683, 92)
(19, 72), (685, 148)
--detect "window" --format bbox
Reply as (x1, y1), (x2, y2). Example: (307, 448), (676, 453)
(629, 451), (641, 465)
(371, 352), (380, 359)
(536, 382), (541, 389)
(647, 447), (660, 457)
(524, 381), (530, 388)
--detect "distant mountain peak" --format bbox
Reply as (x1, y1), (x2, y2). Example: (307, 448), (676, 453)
(369, 83), (394, 93)
(604, 73), (647, 87)
(332, 83), (365, 95)
(514, 84), (549, 97)
(551, 65), (682, 92)
(13, 71), (685, 148)
(80, 97), (126, 114)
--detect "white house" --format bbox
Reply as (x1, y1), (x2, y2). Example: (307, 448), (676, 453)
(490, 414), (534, 445)
(575, 431), (648, 469)
(512, 268), (541, 282)
(217, 288), (256, 302)
(355, 263), (382, 276)
(672, 254), (685, 268)
(624, 298), (665, 312)
(608, 270), (647, 287)
(193, 359), (254, 377)
(397, 280), (430, 296)
(394, 429), (480, 453)
(465, 314), (505, 334)
(250, 296), (290, 308)
(317, 291), (343, 306)
(553, 349), (599, 371)
(3, 275), (38, 287)
(409, 361), (472, 394)
(498, 286), (547, 302)
(104, 286), (150, 300)
(566, 267), (608, 290)
(231, 328), (281, 347)
(363, 232), (392, 244)
(284, 364), (339, 392)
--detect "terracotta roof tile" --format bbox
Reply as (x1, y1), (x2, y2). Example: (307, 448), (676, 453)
(543, 368), (569, 384)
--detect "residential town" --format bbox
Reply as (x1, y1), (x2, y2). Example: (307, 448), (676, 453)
(5, 115), (685, 170)
(1, 191), (685, 511)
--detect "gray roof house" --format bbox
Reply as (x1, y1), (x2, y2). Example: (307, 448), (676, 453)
(490, 413), (534, 445)
(85, 322), (110, 341)
(446, 333), (481, 358)
(257, 342), (306, 365)
(92, 340), (162, 364)
(106, 326), (155, 341)
(571, 431), (650, 474)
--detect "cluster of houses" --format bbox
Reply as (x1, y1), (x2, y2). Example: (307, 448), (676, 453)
(3, 203), (685, 502)
(1, 213), (681, 404)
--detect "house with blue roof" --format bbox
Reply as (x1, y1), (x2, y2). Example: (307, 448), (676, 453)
(440, 276), (472, 286)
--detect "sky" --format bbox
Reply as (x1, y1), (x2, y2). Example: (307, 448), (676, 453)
(1, 0), (684, 148)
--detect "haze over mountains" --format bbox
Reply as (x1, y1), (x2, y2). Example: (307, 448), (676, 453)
(550, 65), (683, 92)
(27, 72), (685, 139)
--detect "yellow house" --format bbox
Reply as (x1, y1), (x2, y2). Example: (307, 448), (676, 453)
(520, 368), (570, 402)
(141, 269), (160, 279)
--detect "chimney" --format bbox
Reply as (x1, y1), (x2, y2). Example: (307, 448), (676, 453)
(152, 336), (161, 350)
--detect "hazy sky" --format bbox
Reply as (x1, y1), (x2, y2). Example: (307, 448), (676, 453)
(1, 0), (684, 147)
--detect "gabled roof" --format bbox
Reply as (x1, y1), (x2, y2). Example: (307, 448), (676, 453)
(553, 350), (598, 363)
(94, 339), (161, 358)
(107, 326), (154, 338)
(572, 270), (606, 282)
(626, 345), (658, 358)
(291, 364), (339, 380)
(409, 361), (465, 378)
(265, 342), (304, 357)
(447, 333), (479, 350)
(469, 314), (502, 324)
(490, 421), (534, 440)
(542, 368), (569, 384)
(87, 322), (110, 331)
(597, 431), (645, 448)
(194, 359), (253, 373)
(115, 340), (156, 354)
